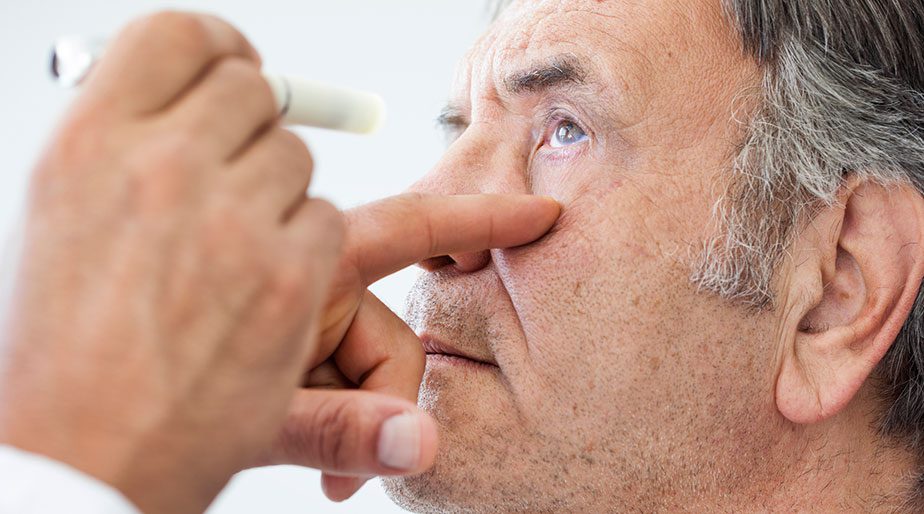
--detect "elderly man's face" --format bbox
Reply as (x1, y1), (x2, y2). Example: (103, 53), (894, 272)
(385, 1), (788, 511)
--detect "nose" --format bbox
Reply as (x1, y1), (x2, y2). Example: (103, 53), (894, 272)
(418, 248), (491, 274)
(409, 127), (527, 274)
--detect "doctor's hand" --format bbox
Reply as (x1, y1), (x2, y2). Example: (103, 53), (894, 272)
(259, 193), (561, 500)
(0, 12), (343, 514)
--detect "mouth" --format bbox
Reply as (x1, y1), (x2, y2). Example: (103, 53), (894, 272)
(420, 336), (498, 369)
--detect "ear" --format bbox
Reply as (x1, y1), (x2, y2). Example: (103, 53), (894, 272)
(776, 179), (924, 424)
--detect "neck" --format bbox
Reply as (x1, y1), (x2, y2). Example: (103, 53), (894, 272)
(733, 398), (915, 512)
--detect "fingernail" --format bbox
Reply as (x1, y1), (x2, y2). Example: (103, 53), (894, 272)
(377, 412), (421, 471)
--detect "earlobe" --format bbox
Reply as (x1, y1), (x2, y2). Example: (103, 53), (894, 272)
(775, 180), (924, 425)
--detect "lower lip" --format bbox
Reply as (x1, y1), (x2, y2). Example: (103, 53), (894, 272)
(426, 353), (498, 370)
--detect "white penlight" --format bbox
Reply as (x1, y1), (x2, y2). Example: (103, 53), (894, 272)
(51, 36), (107, 89)
(50, 37), (386, 135)
(262, 74), (386, 134)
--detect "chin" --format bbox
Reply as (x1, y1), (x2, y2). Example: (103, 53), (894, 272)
(381, 452), (524, 514)
(381, 418), (497, 513)
(383, 366), (511, 512)
(382, 472), (460, 514)
(382, 450), (590, 514)
(382, 365), (582, 513)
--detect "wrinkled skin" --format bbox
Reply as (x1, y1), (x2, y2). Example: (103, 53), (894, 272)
(0, 10), (561, 513)
(383, 0), (888, 512)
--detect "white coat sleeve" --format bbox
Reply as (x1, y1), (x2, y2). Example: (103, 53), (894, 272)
(0, 445), (142, 514)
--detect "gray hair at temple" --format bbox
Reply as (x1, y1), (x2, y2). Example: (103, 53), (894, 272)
(491, 0), (924, 503)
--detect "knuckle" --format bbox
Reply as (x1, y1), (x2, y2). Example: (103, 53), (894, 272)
(128, 11), (214, 58)
(130, 11), (200, 41)
(212, 56), (262, 89)
(159, 11), (210, 41)
(312, 399), (366, 470)
(243, 65), (277, 115)
(273, 129), (314, 171)
(117, 12), (261, 74)
(180, 62), (272, 143)
(389, 193), (428, 221)
(169, 19), (214, 56)
(308, 200), (346, 247)
(396, 192), (427, 209)
(359, 193), (430, 247)
(406, 337), (426, 374)
(209, 58), (276, 117)
(268, 262), (311, 306)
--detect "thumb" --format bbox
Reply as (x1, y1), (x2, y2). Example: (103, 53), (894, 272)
(263, 388), (438, 476)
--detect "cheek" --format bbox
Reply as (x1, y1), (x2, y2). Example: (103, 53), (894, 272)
(492, 189), (683, 411)
(529, 143), (625, 199)
(491, 177), (782, 454)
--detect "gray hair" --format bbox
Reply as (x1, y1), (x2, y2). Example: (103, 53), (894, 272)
(696, 2), (924, 310)
(491, 0), (924, 499)
(706, 2), (924, 504)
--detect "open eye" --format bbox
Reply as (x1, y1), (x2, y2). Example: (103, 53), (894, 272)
(548, 119), (589, 148)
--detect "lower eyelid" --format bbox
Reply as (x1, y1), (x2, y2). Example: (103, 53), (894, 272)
(537, 138), (590, 162)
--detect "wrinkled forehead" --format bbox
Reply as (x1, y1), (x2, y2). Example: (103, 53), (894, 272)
(451, 0), (749, 117)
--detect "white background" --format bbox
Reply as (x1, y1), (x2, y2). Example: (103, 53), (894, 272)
(0, 1), (489, 512)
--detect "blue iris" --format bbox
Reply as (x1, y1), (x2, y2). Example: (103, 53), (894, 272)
(549, 120), (588, 148)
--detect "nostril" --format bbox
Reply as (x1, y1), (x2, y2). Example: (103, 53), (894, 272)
(419, 255), (456, 272)
(448, 250), (491, 273)
(418, 250), (492, 274)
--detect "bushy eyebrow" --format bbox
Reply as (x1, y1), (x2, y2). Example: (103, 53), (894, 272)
(435, 54), (592, 134)
(503, 55), (588, 95)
